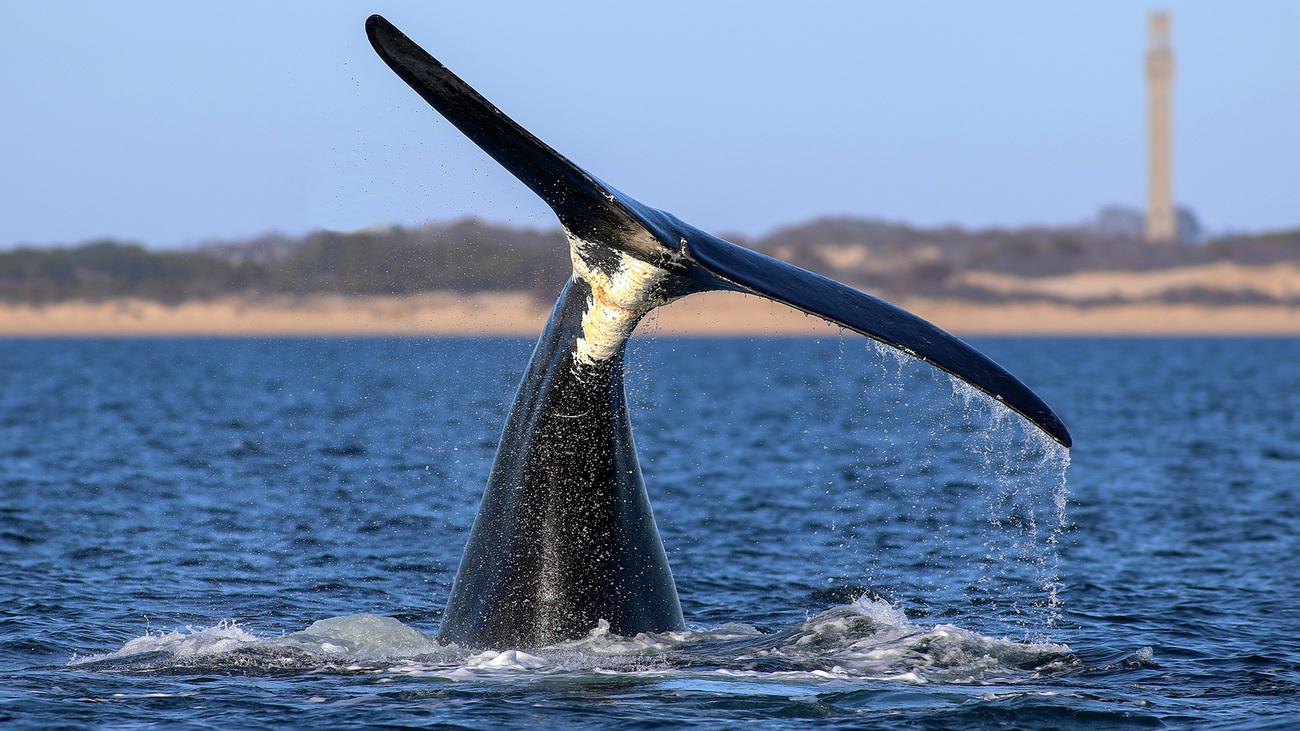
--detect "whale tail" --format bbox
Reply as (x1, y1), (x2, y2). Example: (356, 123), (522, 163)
(365, 14), (1070, 447)
(367, 14), (1072, 649)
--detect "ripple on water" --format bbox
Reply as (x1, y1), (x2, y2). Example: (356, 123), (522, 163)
(2, 337), (1299, 729)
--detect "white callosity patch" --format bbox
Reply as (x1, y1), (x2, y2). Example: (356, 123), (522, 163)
(569, 235), (675, 366)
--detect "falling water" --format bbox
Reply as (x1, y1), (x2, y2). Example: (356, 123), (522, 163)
(858, 337), (1072, 637)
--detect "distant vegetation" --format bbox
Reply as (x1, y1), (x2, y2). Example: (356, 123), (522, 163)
(4, 216), (1300, 306)
(0, 220), (567, 304)
(263, 221), (567, 297)
(0, 240), (265, 303)
(742, 218), (1300, 304)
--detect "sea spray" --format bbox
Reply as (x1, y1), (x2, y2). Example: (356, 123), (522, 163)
(842, 338), (1072, 637)
(948, 375), (1072, 634)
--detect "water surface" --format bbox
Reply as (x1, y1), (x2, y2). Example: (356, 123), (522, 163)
(1, 336), (1297, 729)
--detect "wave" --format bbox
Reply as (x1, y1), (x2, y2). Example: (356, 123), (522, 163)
(69, 596), (1075, 684)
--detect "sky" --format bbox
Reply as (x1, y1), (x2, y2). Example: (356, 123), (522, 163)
(2, 1), (1298, 248)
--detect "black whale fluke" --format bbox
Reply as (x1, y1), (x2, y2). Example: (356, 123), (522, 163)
(365, 15), (1071, 649)
(365, 14), (1070, 449)
(364, 15), (646, 250)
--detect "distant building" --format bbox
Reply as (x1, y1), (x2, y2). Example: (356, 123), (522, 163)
(1090, 204), (1201, 242)
(1145, 12), (1176, 241)
(1176, 206), (1203, 243)
(1094, 205), (1145, 237)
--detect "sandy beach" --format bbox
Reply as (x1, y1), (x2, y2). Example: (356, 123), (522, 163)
(0, 290), (1297, 337)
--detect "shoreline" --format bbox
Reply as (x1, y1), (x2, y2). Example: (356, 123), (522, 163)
(0, 292), (1297, 337)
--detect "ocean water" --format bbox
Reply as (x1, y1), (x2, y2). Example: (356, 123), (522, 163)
(1, 335), (1297, 729)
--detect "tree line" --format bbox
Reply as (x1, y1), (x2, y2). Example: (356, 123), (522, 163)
(0, 220), (570, 304)
(3, 215), (1298, 304)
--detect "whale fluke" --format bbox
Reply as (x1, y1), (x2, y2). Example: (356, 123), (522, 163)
(365, 15), (648, 250)
(366, 15), (1070, 449)
(365, 15), (1071, 648)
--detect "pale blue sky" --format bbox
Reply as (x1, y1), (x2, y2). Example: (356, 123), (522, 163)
(2, 1), (1297, 248)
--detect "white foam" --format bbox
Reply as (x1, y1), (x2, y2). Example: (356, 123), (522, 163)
(757, 599), (1072, 683)
(70, 620), (262, 664)
(73, 602), (1072, 686)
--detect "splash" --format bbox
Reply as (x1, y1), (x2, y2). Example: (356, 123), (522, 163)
(70, 620), (264, 663)
(70, 614), (449, 669)
(71, 602), (1074, 684)
(758, 595), (1073, 683)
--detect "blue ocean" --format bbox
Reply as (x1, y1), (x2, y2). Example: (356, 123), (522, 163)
(2, 335), (1297, 729)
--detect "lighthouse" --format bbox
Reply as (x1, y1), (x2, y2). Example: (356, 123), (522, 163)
(1145, 12), (1176, 242)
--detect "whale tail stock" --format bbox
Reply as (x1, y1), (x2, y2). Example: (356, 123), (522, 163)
(366, 14), (1070, 448)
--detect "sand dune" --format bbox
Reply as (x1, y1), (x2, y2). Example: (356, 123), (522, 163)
(1, 289), (1297, 337)
(960, 262), (1300, 302)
